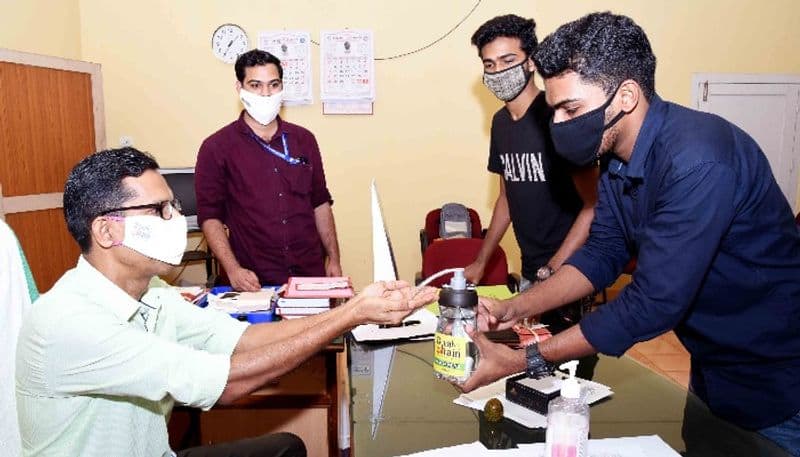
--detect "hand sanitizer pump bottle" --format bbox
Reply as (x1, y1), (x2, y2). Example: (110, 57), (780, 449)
(544, 360), (589, 457)
(433, 269), (479, 382)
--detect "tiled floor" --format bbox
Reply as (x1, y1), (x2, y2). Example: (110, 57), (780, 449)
(625, 331), (690, 389)
(604, 279), (691, 390)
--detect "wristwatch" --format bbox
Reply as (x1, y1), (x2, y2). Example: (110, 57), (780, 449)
(536, 265), (555, 282)
(525, 343), (556, 379)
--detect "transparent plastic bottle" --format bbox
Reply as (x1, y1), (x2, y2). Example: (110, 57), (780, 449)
(544, 360), (589, 457)
(433, 269), (479, 383)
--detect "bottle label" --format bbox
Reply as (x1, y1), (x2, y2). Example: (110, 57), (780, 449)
(433, 332), (468, 377)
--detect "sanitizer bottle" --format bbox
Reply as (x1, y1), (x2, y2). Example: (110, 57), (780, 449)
(544, 360), (589, 457)
(433, 269), (479, 383)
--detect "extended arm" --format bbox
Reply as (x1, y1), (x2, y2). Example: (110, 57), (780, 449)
(219, 281), (436, 403)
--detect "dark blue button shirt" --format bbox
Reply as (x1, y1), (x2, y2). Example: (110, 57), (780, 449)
(569, 95), (800, 430)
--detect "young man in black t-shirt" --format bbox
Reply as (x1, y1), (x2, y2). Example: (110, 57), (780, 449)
(465, 15), (600, 375)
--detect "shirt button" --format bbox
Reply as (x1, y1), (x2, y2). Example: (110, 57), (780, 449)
(282, 219), (287, 224)
(274, 167), (278, 173)
(631, 188), (638, 198)
(278, 192), (283, 197)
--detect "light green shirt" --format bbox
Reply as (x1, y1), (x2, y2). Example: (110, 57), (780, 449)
(16, 257), (249, 457)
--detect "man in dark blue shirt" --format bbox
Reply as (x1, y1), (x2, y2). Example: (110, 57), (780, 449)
(461, 12), (800, 454)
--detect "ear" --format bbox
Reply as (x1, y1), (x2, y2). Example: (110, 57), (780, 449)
(618, 79), (641, 114)
(235, 80), (243, 95)
(91, 216), (120, 250)
(526, 54), (537, 73)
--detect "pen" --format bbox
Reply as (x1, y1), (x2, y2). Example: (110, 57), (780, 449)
(379, 319), (421, 329)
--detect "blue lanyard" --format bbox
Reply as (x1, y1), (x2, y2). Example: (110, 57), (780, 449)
(250, 132), (302, 165)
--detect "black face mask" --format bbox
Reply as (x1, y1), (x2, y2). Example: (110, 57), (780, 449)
(549, 86), (626, 166)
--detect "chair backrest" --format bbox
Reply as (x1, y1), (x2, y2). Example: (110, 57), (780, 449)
(1, 220), (36, 457)
(421, 237), (508, 288)
(423, 208), (482, 242)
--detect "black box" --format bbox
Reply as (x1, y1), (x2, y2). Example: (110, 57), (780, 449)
(505, 372), (566, 416)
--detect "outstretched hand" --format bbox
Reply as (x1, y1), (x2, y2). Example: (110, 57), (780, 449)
(456, 326), (524, 393)
(352, 280), (438, 326)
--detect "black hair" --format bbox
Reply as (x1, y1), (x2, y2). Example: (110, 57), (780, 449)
(533, 12), (656, 100)
(235, 49), (283, 82)
(63, 147), (159, 252)
(471, 14), (537, 58)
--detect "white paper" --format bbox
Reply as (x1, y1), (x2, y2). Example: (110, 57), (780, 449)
(453, 375), (613, 429)
(393, 441), (488, 457)
(207, 290), (274, 313)
(518, 435), (681, 457)
(392, 435), (679, 457)
(258, 30), (313, 105)
(351, 308), (438, 342)
(320, 29), (375, 102)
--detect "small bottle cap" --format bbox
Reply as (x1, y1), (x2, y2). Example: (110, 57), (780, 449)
(449, 268), (467, 290)
(559, 360), (581, 399)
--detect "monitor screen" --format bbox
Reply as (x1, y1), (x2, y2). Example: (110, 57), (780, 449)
(159, 167), (198, 230)
(370, 180), (399, 282)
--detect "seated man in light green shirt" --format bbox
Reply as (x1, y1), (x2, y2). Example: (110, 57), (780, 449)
(15, 147), (436, 457)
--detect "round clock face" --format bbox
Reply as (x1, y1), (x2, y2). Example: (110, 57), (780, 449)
(211, 24), (249, 64)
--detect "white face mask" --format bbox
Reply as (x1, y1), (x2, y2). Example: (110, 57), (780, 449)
(114, 215), (188, 265)
(239, 89), (283, 125)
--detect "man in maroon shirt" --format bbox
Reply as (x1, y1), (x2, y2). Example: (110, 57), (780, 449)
(196, 49), (342, 291)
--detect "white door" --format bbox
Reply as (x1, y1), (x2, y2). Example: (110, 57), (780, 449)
(692, 74), (800, 212)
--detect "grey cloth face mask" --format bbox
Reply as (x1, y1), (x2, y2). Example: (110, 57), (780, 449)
(483, 61), (532, 102)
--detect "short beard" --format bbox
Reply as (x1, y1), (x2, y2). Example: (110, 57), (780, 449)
(599, 108), (622, 156)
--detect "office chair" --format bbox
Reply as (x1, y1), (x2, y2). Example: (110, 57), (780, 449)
(159, 168), (216, 287)
(419, 207), (485, 253)
(419, 237), (517, 291)
(1, 219), (37, 455)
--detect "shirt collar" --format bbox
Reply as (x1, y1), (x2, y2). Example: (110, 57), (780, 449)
(608, 94), (666, 180)
(75, 256), (159, 321)
(235, 110), (285, 142)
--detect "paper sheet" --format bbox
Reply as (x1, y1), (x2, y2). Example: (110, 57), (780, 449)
(453, 375), (613, 429)
(518, 435), (681, 457)
(393, 435), (679, 457)
(351, 307), (438, 342)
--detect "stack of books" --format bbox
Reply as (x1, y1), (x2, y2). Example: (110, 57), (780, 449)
(275, 296), (331, 319)
(275, 276), (353, 319)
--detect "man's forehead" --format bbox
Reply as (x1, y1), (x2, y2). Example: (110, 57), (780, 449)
(244, 64), (280, 81)
(481, 36), (525, 59)
(544, 72), (602, 106)
(121, 171), (171, 203)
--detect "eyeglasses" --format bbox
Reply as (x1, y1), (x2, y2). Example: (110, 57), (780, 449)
(98, 198), (182, 220)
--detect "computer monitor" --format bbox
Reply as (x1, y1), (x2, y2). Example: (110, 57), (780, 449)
(370, 180), (399, 282)
(159, 167), (199, 231)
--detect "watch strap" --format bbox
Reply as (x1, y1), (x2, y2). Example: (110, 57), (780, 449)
(525, 343), (556, 379)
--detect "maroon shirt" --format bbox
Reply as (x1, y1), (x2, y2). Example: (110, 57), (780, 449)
(195, 112), (332, 285)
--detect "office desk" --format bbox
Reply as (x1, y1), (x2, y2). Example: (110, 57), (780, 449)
(169, 339), (344, 457)
(350, 340), (790, 457)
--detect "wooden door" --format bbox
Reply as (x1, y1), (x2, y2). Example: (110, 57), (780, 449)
(0, 49), (105, 292)
(692, 74), (800, 211)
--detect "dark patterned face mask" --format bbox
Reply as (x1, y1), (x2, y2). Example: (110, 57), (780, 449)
(483, 60), (533, 102)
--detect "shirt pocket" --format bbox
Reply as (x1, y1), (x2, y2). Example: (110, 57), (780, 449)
(283, 163), (314, 196)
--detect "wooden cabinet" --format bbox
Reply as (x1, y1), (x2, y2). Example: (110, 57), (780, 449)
(169, 342), (344, 457)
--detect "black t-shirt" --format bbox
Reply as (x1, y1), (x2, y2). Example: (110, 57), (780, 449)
(488, 92), (582, 279)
